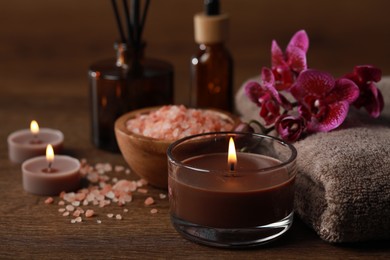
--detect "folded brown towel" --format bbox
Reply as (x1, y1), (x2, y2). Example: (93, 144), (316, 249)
(235, 76), (390, 243)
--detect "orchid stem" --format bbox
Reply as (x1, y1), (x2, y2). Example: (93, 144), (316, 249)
(248, 120), (274, 135)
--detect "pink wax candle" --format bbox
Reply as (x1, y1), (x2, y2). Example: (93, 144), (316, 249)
(8, 120), (64, 163)
(22, 145), (81, 196)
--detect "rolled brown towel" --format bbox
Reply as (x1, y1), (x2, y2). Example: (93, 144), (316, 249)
(235, 76), (390, 243)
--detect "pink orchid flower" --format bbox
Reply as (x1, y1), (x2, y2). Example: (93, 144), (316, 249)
(343, 65), (383, 118)
(245, 67), (291, 125)
(291, 69), (359, 132)
(275, 114), (306, 142)
(271, 30), (309, 90)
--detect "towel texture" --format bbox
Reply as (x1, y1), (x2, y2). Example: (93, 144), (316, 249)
(235, 76), (390, 243)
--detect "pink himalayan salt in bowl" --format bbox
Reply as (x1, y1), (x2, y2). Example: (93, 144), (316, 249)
(115, 105), (240, 189)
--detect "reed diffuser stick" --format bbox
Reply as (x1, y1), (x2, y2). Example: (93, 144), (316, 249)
(139, 0), (150, 42)
(131, 0), (140, 49)
(122, 0), (135, 48)
(111, 0), (126, 43)
(111, 0), (151, 57)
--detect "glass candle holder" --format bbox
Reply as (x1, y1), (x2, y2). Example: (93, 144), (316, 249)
(167, 132), (297, 248)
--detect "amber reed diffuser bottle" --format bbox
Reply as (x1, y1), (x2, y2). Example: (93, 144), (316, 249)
(190, 0), (233, 112)
(89, 0), (174, 152)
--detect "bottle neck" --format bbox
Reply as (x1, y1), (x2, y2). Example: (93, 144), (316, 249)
(114, 42), (146, 75)
(115, 42), (129, 70)
(199, 42), (225, 49)
(198, 42), (229, 54)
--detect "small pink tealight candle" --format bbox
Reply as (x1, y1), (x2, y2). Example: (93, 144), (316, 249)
(22, 144), (81, 196)
(8, 120), (64, 163)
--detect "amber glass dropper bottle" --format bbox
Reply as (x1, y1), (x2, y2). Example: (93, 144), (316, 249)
(190, 0), (233, 112)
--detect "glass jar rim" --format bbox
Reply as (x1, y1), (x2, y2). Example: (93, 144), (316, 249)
(167, 131), (297, 174)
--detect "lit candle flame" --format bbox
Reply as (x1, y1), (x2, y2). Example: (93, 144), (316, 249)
(228, 137), (237, 171)
(46, 144), (54, 170)
(30, 120), (39, 135)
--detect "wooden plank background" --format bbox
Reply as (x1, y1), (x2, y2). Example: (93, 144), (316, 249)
(2, 0), (390, 104)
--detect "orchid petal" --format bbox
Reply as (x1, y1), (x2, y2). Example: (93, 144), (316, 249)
(287, 30), (309, 53)
(260, 100), (280, 125)
(271, 40), (285, 67)
(261, 67), (282, 102)
(364, 83), (384, 118)
(354, 65), (382, 83)
(326, 78), (359, 104)
(287, 46), (307, 72)
(290, 82), (306, 101)
(244, 81), (263, 105)
(309, 102), (349, 132)
(261, 67), (275, 87)
(275, 114), (306, 142)
(273, 66), (295, 91)
(296, 69), (335, 96)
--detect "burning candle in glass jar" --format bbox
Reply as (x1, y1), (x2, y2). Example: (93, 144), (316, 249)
(168, 132), (297, 248)
(22, 144), (81, 196)
(7, 120), (64, 163)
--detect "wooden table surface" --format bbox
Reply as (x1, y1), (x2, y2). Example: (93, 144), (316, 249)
(1, 0), (390, 258)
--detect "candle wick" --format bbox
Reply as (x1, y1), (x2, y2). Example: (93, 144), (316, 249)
(230, 163), (235, 172)
(47, 162), (52, 173)
(31, 134), (39, 144)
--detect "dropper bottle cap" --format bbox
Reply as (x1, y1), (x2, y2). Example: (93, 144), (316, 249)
(194, 0), (229, 44)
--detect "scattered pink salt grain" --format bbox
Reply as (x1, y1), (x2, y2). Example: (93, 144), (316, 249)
(72, 201), (81, 207)
(59, 191), (66, 199)
(105, 191), (116, 200)
(44, 159), (152, 224)
(44, 197), (54, 204)
(159, 193), (167, 199)
(71, 216), (82, 224)
(66, 205), (75, 212)
(113, 179), (137, 193)
(114, 165), (125, 172)
(126, 105), (234, 141)
(144, 197), (154, 206)
(73, 209), (82, 217)
(137, 179), (148, 187)
(97, 220), (102, 224)
(137, 188), (148, 194)
(150, 208), (158, 214)
(75, 192), (86, 201)
(85, 209), (94, 218)
(63, 192), (76, 202)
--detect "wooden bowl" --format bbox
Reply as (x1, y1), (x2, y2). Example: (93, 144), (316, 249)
(114, 106), (240, 189)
